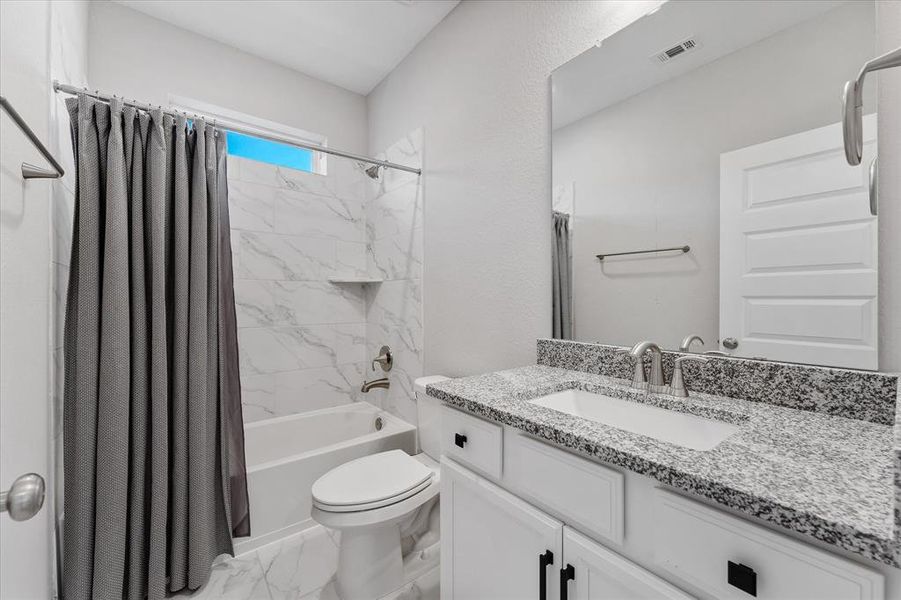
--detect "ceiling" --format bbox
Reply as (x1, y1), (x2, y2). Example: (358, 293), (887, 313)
(113, 0), (459, 95)
(552, 0), (848, 129)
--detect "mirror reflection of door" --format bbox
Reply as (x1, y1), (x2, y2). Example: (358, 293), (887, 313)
(720, 116), (878, 369)
(551, 0), (879, 370)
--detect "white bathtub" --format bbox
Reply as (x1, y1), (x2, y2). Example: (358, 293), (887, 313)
(235, 401), (416, 553)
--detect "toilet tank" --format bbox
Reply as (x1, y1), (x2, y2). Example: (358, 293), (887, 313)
(414, 376), (449, 460)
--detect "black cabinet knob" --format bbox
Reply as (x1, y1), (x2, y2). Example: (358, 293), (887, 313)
(728, 561), (757, 597)
(454, 433), (467, 448)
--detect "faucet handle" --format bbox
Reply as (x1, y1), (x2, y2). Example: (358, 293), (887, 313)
(615, 348), (647, 389)
(670, 356), (708, 397)
(371, 345), (393, 372)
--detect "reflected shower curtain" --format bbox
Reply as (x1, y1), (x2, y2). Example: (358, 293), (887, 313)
(552, 211), (573, 339)
(62, 94), (249, 600)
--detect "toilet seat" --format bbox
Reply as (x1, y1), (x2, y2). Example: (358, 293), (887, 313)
(312, 450), (434, 513)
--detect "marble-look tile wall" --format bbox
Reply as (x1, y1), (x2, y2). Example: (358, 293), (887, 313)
(364, 130), (425, 426)
(230, 155), (371, 421)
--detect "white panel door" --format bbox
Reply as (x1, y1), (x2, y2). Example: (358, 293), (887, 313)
(720, 116), (877, 369)
(563, 527), (694, 600)
(1, 2), (54, 599)
(441, 457), (564, 600)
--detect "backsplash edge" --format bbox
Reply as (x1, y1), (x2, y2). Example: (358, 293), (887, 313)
(536, 338), (899, 426)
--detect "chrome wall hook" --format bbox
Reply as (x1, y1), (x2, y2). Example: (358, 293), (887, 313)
(842, 46), (901, 166)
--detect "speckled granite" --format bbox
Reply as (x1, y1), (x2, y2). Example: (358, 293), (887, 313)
(537, 339), (899, 426)
(427, 365), (900, 567)
(894, 393), (901, 566)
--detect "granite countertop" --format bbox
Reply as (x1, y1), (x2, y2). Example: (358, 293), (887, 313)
(426, 365), (898, 567)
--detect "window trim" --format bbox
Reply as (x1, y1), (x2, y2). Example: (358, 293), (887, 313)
(168, 94), (328, 175)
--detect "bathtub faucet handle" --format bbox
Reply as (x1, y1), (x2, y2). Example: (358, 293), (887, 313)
(372, 345), (393, 373)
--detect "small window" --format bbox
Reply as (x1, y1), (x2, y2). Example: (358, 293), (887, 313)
(225, 130), (314, 173)
(169, 95), (327, 175)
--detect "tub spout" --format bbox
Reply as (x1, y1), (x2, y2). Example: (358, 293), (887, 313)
(361, 377), (390, 392)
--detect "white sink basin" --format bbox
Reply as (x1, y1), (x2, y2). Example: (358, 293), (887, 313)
(529, 389), (739, 451)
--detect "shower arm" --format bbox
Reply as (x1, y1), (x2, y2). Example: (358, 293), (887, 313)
(842, 46), (901, 166)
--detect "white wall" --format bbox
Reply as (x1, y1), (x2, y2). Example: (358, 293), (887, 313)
(367, 0), (663, 376)
(877, 0), (901, 373)
(553, 2), (875, 350)
(1, 1), (88, 597)
(87, 1), (367, 162)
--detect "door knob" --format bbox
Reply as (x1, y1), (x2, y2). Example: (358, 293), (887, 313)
(1, 473), (45, 521)
(722, 337), (739, 350)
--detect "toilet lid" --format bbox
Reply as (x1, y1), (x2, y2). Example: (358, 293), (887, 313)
(312, 450), (433, 509)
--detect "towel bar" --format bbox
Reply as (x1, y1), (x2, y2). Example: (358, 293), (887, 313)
(0, 95), (65, 179)
(596, 245), (690, 261)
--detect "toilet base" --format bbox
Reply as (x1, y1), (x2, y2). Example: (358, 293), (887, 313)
(335, 524), (403, 600)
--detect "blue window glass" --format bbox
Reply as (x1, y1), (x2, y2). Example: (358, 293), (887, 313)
(225, 130), (314, 173)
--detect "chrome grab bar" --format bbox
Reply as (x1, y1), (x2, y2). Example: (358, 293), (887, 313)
(0, 95), (65, 179)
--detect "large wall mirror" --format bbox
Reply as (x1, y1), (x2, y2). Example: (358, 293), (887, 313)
(551, 0), (879, 370)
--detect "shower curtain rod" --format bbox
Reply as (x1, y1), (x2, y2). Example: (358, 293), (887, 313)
(53, 81), (422, 175)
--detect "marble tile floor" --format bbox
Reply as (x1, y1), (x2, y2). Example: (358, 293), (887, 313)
(175, 525), (439, 600)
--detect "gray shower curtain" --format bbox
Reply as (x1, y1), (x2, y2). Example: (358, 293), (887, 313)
(552, 211), (572, 339)
(62, 94), (249, 600)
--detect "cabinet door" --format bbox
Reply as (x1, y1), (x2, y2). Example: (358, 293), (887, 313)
(563, 527), (694, 600)
(442, 457), (564, 600)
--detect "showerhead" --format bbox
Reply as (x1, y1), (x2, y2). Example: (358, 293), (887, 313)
(364, 164), (382, 180)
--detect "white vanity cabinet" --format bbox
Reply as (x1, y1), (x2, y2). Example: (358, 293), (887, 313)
(440, 406), (888, 600)
(655, 490), (885, 600)
(442, 456), (693, 600)
(441, 458), (563, 600)
(563, 527), (693, 600)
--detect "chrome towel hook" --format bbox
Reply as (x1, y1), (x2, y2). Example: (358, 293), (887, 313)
(842, 46), (901, 166)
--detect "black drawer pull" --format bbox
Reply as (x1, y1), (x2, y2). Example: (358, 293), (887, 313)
(728, 561), (757, 597)
(539, 550), (553, 600)
(560, 563), (575, 600)
(454, 433), (467, 448)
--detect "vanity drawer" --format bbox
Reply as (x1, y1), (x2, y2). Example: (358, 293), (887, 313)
(441, 406), (503, 479)
(655, 489), (884, 600)
(504, 429), (624, 545)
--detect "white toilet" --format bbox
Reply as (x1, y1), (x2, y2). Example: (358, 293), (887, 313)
(311, 376), (448, 600)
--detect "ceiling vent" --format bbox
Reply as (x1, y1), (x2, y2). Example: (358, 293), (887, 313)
(652, 38), (700, 64)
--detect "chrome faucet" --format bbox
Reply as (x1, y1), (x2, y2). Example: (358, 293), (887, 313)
(628, 341), (665, 392)
(679, 334), (704, 352)
(624, 340), (709, 396)
(361, 377), (390, 392)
